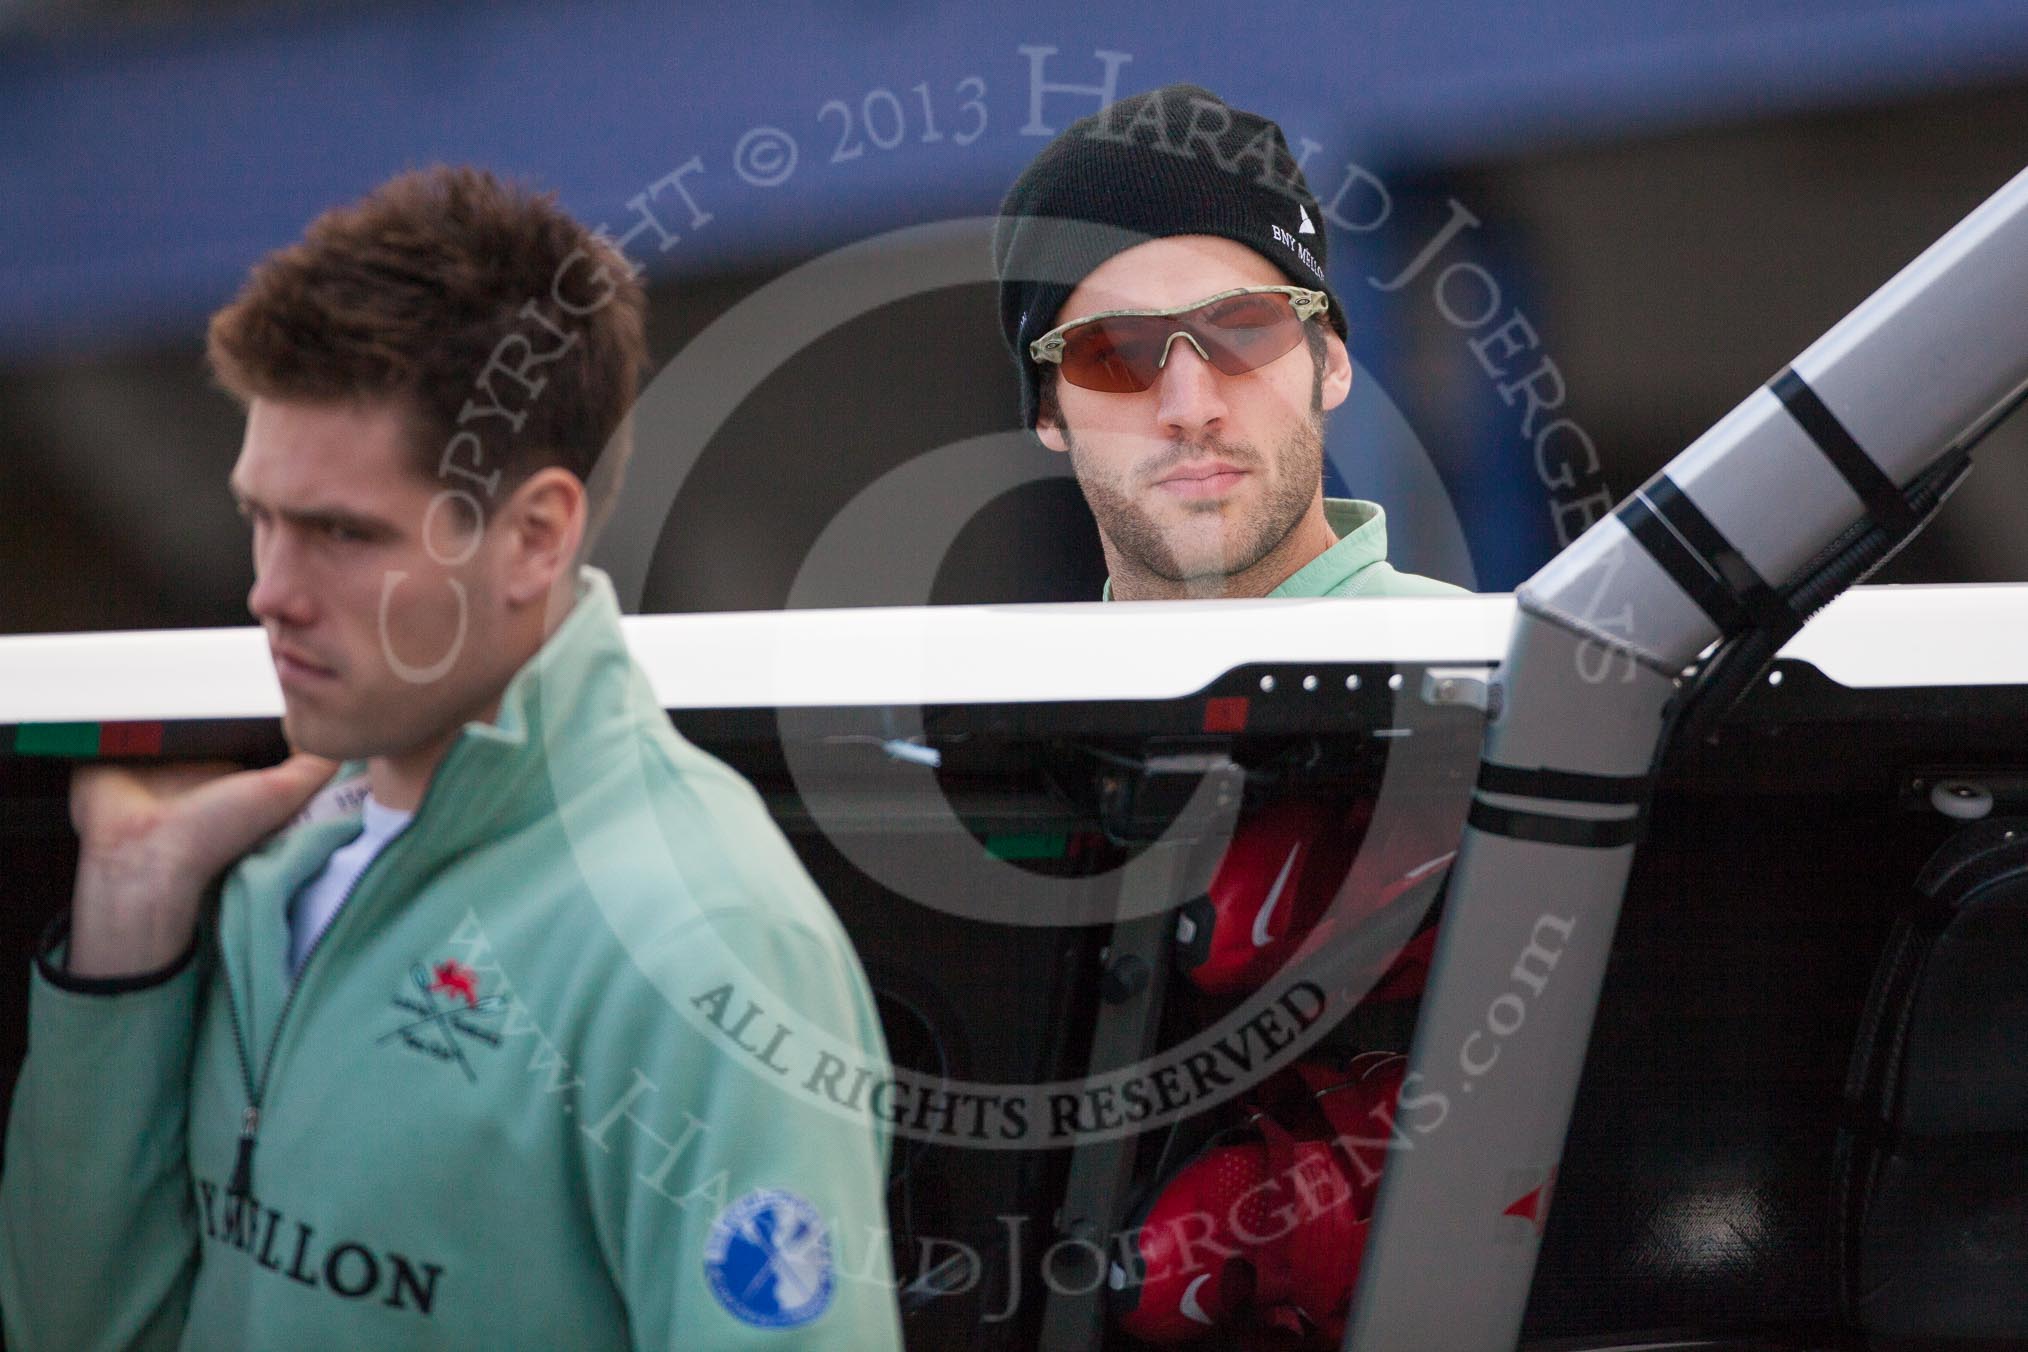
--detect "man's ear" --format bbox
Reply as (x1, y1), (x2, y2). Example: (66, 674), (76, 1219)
(1319, 330), (1354, 413)
(498, 467), (586, 606)
(1035, 415), (1069, 454)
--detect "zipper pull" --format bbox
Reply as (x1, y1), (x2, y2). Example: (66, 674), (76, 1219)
(228, 1105), (259, 1201)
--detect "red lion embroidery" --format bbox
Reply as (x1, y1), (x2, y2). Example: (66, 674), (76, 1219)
(428, 959), (480, 1009)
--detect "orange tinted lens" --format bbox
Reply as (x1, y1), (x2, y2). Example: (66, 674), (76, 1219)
(1199, 292), (1291, 330)
(1190, 293), (1307, 376)
(1057, 315), (1174, 392)
(1054, 293), (1310, 392)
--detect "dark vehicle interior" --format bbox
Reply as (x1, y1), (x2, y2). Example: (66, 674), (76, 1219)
(3, 643), (2025, 1349)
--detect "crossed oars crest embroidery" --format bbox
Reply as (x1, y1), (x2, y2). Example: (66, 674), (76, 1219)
(378, 960), (508, 1082)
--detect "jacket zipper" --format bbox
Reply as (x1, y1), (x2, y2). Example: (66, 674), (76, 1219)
(221, 764), (452, 1201)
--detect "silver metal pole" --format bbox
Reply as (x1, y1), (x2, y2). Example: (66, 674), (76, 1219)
(1349, 161), (2028, 1352)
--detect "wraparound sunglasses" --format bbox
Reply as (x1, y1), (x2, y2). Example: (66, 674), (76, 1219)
(1028, 285), (1330, 393)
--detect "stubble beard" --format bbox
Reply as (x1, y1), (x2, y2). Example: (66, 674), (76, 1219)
(1067, 407), (1327, 592)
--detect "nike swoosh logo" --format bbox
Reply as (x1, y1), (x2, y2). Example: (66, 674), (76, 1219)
(1180, 1272), (1215, 1325)
(1404, 851), (1455, 882)
(1251, 842), (1304, 948)
(1241, 839), (1306, 948)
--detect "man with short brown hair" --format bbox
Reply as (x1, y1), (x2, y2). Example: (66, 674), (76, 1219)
(1, 167), (901, 1350)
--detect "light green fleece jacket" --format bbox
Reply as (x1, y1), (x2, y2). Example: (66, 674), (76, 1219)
(1102, 499), (1469, 599)
(0, 567), (902, 1350)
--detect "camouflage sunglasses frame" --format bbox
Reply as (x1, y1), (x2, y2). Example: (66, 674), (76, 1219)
(1027, 284), (1330, 370)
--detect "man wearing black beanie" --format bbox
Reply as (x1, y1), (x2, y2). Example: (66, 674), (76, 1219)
(994, 83), (1466, 601)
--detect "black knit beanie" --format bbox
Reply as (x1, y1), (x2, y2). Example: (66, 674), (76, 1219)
(993, 83), (1346, 429)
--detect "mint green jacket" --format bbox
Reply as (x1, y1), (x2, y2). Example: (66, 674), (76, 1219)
(1102, 500), (1470, 600)
(0, 569), (902, 1350)
(1270, 500), (1469, 598)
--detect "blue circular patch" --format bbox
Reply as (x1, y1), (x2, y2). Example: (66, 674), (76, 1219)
(703, 1188), (835, 1328)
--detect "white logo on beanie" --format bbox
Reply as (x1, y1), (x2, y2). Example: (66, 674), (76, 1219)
(1298, 205), (1316, 236)
(1270, 220), (1325, 281)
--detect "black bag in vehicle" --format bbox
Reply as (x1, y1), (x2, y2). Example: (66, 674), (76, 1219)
(1835, 816), (2028, 1347)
